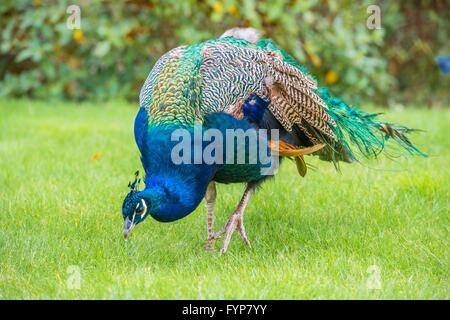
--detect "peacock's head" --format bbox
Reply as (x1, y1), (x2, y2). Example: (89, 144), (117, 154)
(122, 171), (150, 239)
(121, 170), (207, 238)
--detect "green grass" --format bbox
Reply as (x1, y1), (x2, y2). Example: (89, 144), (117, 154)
(0, 99), (448, 299)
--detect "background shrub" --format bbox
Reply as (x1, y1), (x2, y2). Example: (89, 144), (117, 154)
(0, 0), (448, 106)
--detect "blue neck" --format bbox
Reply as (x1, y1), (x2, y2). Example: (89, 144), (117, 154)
(135, 121), (217, 222)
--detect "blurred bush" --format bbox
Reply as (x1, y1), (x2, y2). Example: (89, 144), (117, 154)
(0, 0), (448, 106)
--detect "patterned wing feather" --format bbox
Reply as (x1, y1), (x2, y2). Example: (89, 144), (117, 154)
(199, 40), (337, 140)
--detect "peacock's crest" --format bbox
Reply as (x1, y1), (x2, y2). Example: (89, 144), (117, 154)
(127, 170), (141, 192)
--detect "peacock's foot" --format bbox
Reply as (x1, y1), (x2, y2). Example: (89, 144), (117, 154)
(205, 184), (255, 253)
(219, 210), (251, 254)
(205, 232), (221, 251)
(205, 212), (250, 253)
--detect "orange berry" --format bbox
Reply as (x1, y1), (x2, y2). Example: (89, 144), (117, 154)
(73, 30), (84, 43)
(325, 71), (338, 85)
(228, 5), (238, 16)
(212, 1), (223, 14)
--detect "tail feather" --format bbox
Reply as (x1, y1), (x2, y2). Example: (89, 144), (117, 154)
(268, 140), (325, 176)
(316, 87), (426, 164)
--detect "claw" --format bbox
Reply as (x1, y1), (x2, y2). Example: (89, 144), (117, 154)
(205, 232), (220, 251)
(220, 213), (238, 254)
(237, 219), (251, 247)
(219, 210), (251, 254)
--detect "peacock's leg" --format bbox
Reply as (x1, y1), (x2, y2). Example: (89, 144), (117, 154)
(205, 181), (217, 250)
(220, 184), (255, 254)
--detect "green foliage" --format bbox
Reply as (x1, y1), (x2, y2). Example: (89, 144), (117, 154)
(0, 99), (448, 298)
(0, 0), (448, 105)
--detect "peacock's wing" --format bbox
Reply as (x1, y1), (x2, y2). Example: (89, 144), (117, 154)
(199, 37), (338, 144)
(138, 30), (422, 167)
(200, 35), (424, 165)
(138, 33), (337, 145)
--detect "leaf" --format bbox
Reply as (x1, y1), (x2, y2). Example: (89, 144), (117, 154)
(93, 42), (111, 57)
(15, 49), (34, 62)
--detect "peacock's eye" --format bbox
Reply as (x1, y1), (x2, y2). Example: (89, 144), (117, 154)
(135, 204), (144, 214)
(135, 199), (147, 217)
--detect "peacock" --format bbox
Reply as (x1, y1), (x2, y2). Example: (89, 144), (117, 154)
(122, 28), (424, 253)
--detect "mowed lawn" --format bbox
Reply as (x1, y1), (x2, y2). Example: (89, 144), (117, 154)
(0, 99), (448, 299)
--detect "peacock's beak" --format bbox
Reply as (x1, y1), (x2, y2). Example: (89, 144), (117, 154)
(123, 216), (135, 239)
